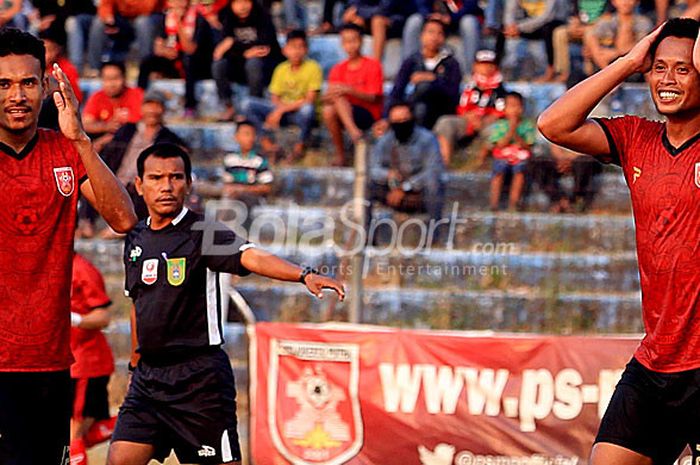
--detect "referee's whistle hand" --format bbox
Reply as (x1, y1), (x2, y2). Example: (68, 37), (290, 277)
(305, 274), (346, 301)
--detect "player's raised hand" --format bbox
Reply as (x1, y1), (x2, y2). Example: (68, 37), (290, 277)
(304, 274), (346, 301)
(693, 26), (700, 74)
(51, 63), (88, 142)
(624, 22), (666, 74)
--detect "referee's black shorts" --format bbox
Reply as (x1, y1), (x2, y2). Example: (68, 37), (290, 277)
(0, 370), (71, 465)
(596, 357), (700, 464)
(113, 347), (242, 464)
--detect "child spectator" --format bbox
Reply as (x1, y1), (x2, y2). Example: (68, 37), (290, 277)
(402, 0), (482, 74)
(341, 0), (416, 61)
(87, 0), (162, 72)
(480, 91), (536, 211)
(221, 120), (274, 204)
(212, 0), (283, 121)
(82, 61), (144, 152)
(433, 49), (507, 164)
(503, 0), (569, 81)
(584, 0), (652, 75)
(322, 23), (383, 166)
(386, 18), (462, 129)
(138, 0), (217, 117)
(242, 29), (322, 161)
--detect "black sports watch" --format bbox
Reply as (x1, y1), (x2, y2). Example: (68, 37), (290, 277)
(299, 266), (319, 283)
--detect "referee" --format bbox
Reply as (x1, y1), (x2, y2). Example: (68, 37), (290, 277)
(107, 143), (345, 465)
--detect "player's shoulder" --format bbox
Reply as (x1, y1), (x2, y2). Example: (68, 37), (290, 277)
(36, 128), (77, 151)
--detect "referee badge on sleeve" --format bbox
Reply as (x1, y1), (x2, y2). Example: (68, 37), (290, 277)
(142, 258), (159, 285)
(167, 257), (186, 286)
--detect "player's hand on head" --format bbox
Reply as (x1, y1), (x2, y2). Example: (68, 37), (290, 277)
(624, 22), (666, 74)
(304, 274), (346, 301)
(52, 63), (88, 142)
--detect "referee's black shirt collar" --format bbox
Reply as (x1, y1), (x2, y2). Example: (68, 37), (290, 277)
(146, 207), (189, 230)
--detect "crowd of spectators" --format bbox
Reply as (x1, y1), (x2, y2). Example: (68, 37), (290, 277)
(7, 0), (691, 236)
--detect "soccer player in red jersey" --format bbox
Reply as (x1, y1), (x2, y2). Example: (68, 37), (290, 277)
(0, 28), (136, 465)
(539, 17), (700, 465)
(69, 253), (118, 465)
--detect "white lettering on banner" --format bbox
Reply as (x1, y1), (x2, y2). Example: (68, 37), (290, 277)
(379, 364), (624, 432)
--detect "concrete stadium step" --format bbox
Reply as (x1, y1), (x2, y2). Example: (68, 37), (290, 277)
(233, 282), (642, 333)
(237, 244), (640, 293)
(243, 205), (636, 253)
(246, 167), (632, 212)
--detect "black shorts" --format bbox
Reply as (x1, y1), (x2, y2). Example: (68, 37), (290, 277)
(596, 357), (700, 464)
(72, 376), (111, 421)
(351, 105), (375, 130)
(0, 370), (71, 465)
(113, 348), (242, 464)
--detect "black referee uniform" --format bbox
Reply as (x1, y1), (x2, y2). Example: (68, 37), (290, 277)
(113, 207), (252, 464)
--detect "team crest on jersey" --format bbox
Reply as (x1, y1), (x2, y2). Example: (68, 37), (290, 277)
(53, 167), (75, 197)
(141, 258), (159, 285)
(166, 257), (186, 286)
(268, 339), (363, 465)
(695, 163), (700, 188)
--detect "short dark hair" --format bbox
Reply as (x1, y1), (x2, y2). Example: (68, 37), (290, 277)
(137, 143), (192, 182)
(235, 119), (256, 132)
(338, 23), (364, 37)
(505, 91), (524, 103)
(387, 100), (413, 115)
(423, 18), (447, 35)
(100, 60), (126, 76)
(650, 18), (700, 59)
(0, 28), (46, 75)
(286, 29), (307, 45)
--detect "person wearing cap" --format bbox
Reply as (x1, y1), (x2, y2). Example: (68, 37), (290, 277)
(100, 90), (188, 222)
(433, 49), (507, 165)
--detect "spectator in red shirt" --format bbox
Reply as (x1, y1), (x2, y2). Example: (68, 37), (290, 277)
(39, 28), (83, 130)
(82, 61), (144, 152)
(87, 0), (163, 72)
(68, 253), (117, 465)
(322, 23), (384, 166)
(433, 49), (507, 164)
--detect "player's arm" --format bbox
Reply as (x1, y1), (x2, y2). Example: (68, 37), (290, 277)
(71, 307), (110, 330)
(129, 304), (140, 369)
(50, 64), (137, 233)
(538, 24), (665, 156)
(240, 248), (345, 300)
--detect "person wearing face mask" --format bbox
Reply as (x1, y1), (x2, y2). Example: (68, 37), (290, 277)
(369, 102), (446, 240)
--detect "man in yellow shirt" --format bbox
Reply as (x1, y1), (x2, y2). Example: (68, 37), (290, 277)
(241, 29), (322, 161)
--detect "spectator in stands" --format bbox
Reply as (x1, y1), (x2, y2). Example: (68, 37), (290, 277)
(100, 91), (187, 221)
(322, 24), (383, 166)
(503, 0), (569, 81)
(529, 145), (603, 213)
(316, 0), (346, 33)
(370, 102), (445, 234)
(68, 253), (117, 465)
(87, 0), (162, 73)
(584, 0), (652, 76)
(221, 120), (274, 203)
(0, 0), (25, 29)
(551, 0), (608, 83)
(479, 91), (536, 211)
(401, 0), (482, 75)
(433, 49), (507, 165)
(82, 61), (144, 153)
(138, 0), (217, 118)
(39, 28), (83, 130)
(64, 0), (98, 74)
(212, 0), (283, 121)
(386, 18), (461, 129)
(242, 29), (322, 161)
(341, 0), (416, 61)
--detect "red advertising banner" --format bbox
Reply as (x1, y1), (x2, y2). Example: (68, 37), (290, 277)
(250, 323), (642, 465)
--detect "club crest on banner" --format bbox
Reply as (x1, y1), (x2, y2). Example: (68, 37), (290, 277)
(695, 162), (700, 188)
(53, 167), (75, 197)
(268, 339), (363, 465)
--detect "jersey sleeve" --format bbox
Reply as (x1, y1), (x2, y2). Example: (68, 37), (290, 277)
(592, 115), (639, 166)
(78, 260), (112, 309)
(202, 224), (254, 276)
